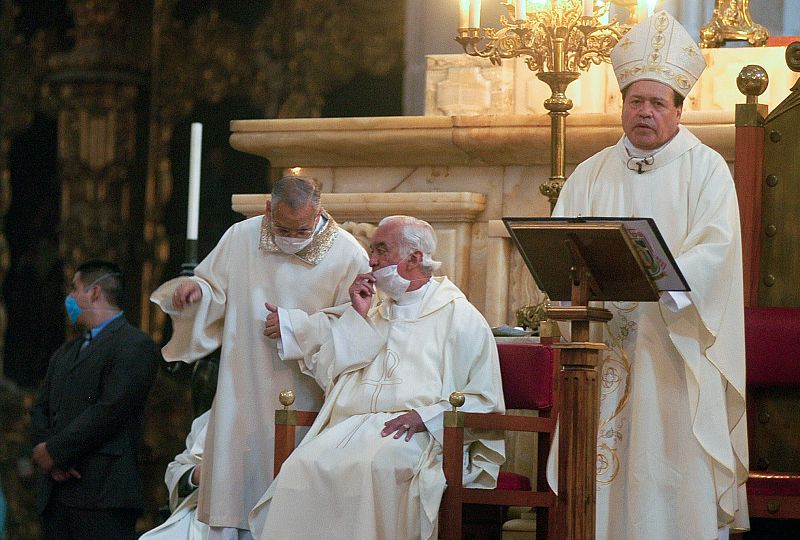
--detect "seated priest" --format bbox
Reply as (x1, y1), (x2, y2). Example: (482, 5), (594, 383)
(140, 411), (210, 540)
(249, 215), (505, 540)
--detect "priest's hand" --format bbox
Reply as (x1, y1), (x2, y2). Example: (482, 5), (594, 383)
(191, 463), (202, 486)
(173, 282), (202, 309)
(264, 303), (281, 339)
(349, 273), (376, 319)
(51, 467), (81, 482)
(381, 411), (427, 442)
(32, 442), (55, 474)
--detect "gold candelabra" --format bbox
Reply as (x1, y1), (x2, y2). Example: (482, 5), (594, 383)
(457, 1), (630, 208)
(700, 0), (769, 48)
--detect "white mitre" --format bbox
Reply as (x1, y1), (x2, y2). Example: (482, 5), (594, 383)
(611, 10), (706, 97)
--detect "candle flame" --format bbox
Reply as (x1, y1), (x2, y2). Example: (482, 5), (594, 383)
(289, 167), (303, 176)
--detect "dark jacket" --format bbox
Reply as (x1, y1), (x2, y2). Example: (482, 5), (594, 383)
(30, 316), (160, 513)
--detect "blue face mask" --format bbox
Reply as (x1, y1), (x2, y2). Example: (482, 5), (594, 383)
(64, 295), (81, 324)
(64, 272), (121, 325)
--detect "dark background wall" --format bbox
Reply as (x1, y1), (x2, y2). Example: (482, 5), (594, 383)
(0, 1), (403, 536)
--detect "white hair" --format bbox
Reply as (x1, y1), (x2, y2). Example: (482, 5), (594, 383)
(378, 215), (442, 276)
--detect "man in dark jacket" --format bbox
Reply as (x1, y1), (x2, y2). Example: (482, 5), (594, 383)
(31, 260), (159, 540)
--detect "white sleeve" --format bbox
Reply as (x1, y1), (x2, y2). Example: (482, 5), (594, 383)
(277, 307), (303, 360)
(661, 291), (692, 312)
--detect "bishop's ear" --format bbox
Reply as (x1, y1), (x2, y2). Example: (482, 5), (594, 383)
(407, 250), (423, 269)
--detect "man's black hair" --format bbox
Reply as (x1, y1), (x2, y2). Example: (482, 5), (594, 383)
(76, 260), (125, 308)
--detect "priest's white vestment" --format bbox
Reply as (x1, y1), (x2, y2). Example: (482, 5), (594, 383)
(151, 214), (369, 530)
(140, 411), (210, 540)
(249, 277), (505, 540)
(550, 126), (748, 539)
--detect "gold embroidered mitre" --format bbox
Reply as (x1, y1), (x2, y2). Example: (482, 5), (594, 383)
(611, 10), (706, 98)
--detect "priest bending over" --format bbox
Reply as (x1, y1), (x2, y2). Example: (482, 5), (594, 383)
(249, 215), (505, 540)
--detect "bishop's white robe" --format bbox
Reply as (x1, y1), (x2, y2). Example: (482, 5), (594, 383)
(549, 127), (748, 539)
(140, 412), (210, 540)
(249, 277), (505, 540)
(151, 213), (369, 530)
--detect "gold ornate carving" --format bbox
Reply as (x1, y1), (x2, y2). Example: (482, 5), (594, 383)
(340, 221), (377, 253)
(699, 0), (769, 48)
(51, 81), (142, 277)
(456, 1), (629, 209)
(41, 0), (148, 327)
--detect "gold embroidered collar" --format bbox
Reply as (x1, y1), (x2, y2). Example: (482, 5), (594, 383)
(259, 209), (339, 265)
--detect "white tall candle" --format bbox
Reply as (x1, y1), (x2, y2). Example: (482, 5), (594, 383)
(187, 122), (202, 241)
(469, 0), (481, 28)
(583, 0), (593, 16)
(517, 0), (527, 19)
(637, 0), (655, 21)
(459, 0), (470, 28)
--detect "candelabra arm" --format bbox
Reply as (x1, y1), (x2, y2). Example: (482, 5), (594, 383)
(537, 70), (580, 211)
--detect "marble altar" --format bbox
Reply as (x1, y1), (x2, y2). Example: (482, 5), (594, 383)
(229, 46), (798, 326)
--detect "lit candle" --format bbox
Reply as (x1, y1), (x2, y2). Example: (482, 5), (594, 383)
(637, 0), (655, 21)
(469, 0), (481, 28)
(187, 122), (202, 241)
(459, 0), (470, 28)
(529, 0), (547, 12)
(583, 0), (593, 16)
(517, 0), (527, 19)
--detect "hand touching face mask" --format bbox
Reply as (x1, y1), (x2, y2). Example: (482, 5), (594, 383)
(372, 265), (411, 300)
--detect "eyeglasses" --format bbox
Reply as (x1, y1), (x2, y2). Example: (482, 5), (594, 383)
(272, 215), (318, 239)
(272, 226), (314, 239)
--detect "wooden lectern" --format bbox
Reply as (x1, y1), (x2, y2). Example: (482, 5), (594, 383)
(503, 217), (688, 540)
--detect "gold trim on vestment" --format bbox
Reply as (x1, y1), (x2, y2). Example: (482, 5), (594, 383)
(596, 301), (638, 486)
(259, 210), (339, 265)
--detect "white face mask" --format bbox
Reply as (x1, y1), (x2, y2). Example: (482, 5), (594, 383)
(274, 235), (313, 254)
(373, 264), (411, 300)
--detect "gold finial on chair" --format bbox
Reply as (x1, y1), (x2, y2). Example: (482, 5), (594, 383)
(737, 64), (769, 105)
(279, 389), (295, 409)
(449, 391), (466, 411)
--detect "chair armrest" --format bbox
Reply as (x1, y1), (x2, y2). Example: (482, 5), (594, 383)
(461, 412), (555, 433)
(275, 409), (319, 427)
(274, 409), (319, 477)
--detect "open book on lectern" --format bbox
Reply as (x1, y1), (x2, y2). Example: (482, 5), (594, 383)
(502, 217), (690, 302)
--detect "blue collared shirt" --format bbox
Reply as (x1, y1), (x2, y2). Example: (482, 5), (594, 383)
(90, 311), (124, 340)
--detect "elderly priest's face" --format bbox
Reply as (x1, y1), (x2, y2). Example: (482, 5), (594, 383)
(368, 221), (414, 280)
(621, 79), (683, 151)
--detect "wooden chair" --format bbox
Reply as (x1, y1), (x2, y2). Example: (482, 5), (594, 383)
(441, 342), (558, 540)
(745, 307), (800, 519)
(273, 342), (558, 540)
(273, 389), (318, 477)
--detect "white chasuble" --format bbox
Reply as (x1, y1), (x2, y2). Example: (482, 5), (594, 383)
(549, 127), (748, 539)
(151, 214), (369, 530)
(249, 277), (505, 540)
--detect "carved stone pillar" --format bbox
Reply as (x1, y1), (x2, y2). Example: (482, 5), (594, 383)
(46, 0), (147, 322)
